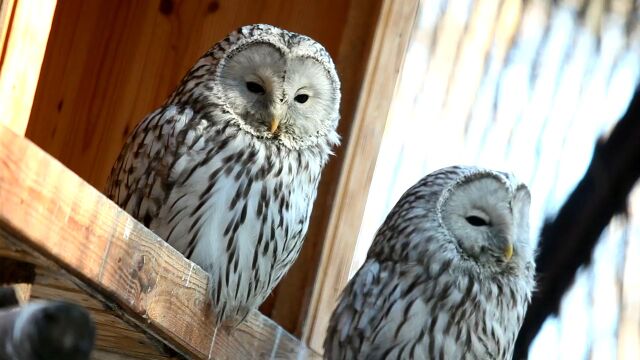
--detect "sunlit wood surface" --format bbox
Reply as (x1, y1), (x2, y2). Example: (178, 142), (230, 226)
(0, 0), (56, 135)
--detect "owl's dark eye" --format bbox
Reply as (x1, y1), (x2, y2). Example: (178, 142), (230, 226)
(294, 94), (309, 103)
(466, 215), (489, 227)
(246, 81), (265, 94)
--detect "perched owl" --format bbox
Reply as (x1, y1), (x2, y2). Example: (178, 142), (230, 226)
(106, 24), (340, 326)
(324, 166), (535, 360)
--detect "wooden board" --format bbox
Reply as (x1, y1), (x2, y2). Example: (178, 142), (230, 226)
(0, 124), (320, 359)
(0, 0), (56, 135)
(0, 0), (16, 53)
(0, 249), (172, 359)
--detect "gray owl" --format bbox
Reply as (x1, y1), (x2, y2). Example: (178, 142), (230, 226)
(106, 24), (341, 326)
(324, 166), (535, 359)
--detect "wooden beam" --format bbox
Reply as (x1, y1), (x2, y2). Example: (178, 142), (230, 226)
(0, 245), (174, 359)
(0, 0), (56, 135)
(0, 124), (319, 359)
(0, 0), (16, 55)
(303, 0), (420, 352)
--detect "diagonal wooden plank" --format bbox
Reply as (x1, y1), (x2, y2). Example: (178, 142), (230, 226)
(0, 233), (171, 359)
(0, 124), (319, 359)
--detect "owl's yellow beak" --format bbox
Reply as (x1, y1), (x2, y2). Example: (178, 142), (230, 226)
(504, 242), (513, 261)
(270, 117), (280, 133)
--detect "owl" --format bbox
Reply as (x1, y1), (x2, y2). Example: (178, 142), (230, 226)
(324, 166), (535, 360)
(106, 24), (341, 326)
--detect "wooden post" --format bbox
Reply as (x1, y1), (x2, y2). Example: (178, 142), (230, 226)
(0, 0), (56, 135)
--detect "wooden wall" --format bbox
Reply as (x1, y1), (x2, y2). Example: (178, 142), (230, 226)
(25, 0), (384, 339)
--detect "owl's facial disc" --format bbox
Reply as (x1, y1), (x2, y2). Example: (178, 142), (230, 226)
(217, 42), (338, 142)
(277, 57), (337, 138)
(217, 43), (285, 132)
(441, 176), (517, 267)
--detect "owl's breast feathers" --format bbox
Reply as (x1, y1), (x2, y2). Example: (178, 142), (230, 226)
(325, 254), (533, 360)
(107, 104), (326, 324)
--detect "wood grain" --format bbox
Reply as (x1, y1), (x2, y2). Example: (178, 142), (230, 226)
(0, 233), (171, 359)
(0, 0), (56, 135)
(303, 0), (420, 352)
(0, 124), (320, 359)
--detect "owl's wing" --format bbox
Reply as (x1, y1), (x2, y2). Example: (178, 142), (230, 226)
(324, 260), (429, 360)
(324, 260), (394, 359)
(106, 105), (202, 227)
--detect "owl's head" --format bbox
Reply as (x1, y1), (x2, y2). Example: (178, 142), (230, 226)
(436, 167), (532, 271)
(201, 24), (341, 149)
(369, 166), (533, 274)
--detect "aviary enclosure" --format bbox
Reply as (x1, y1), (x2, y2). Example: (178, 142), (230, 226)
(0, 0), (638, 359)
